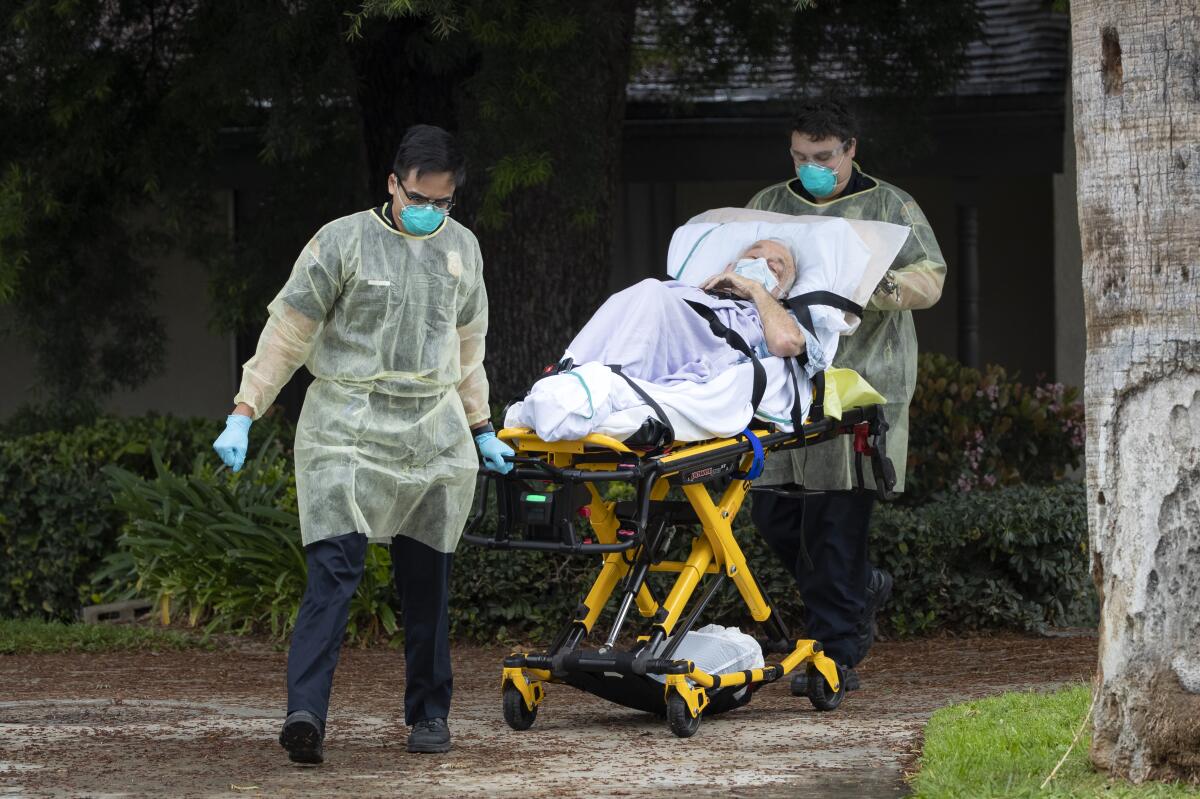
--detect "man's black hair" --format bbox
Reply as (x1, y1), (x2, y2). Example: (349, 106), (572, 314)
(791, 99), (858, 145)
(392, 124), (467, 186)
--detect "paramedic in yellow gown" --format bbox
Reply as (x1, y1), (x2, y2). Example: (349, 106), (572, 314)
(210, 125), (512, 762)
(747, 99), (946, 691)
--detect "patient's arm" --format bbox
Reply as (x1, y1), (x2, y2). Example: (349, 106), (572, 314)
(699, 272), (806, 357)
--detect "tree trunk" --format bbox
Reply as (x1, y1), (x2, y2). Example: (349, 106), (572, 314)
(1072, 1), (1200, 783)
(346, 18), (476, 203)
(459, 0), (638, 402)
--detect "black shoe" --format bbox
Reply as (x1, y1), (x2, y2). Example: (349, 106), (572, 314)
(407, 717), (451, 754)
(279, 710), (324, 765)
(857, 567), (894, 661)
(790, 664), (860, 696)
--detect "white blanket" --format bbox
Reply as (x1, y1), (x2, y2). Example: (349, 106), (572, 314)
(504, 213), (909, 443)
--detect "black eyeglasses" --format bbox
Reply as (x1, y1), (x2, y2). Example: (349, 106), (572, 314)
(397, 180), (455, 213)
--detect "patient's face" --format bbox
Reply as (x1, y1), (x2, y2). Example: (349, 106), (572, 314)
(733, 240), (796, 298)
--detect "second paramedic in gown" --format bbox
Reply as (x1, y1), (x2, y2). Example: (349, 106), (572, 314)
(747, 100), (945, 688)
(210, 125), (513, 762)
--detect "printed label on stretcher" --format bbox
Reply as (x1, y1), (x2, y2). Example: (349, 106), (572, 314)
(678, 461), (734, 485)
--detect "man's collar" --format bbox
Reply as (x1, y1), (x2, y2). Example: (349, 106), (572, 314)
(373, 198), (401, 231)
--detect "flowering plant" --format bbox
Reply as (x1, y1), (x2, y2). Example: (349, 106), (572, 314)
(904, 354), (1085, 504)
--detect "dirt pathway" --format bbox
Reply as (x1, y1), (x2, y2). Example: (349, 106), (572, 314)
(0, 632), (1096, 798)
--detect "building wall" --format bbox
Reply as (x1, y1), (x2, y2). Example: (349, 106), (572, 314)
(0, 248), (236, 420)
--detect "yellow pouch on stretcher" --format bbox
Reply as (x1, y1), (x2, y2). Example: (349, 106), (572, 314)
(821, 368), (886, 420)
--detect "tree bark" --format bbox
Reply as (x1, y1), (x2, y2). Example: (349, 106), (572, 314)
(1072, 1), (1200, 783)
(459, 0), (639, 402)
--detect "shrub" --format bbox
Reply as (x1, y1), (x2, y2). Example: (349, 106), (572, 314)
(96, 452), (1091, 644)
(702, 483), (1093, 638)
(869, 482), (1093, 634)
(99, 443), (395, 644)
(905, 353), (1085, 504)
(0, 414), (292, 620)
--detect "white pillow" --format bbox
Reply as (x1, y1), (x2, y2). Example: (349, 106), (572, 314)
(672, 207), (910, 315)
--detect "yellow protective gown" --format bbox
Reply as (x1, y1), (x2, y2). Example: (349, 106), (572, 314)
(234, 207), (490, 551)
(748, 171), (946, 493)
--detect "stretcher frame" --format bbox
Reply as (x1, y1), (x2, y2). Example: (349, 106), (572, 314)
(463, 403), (895, 738)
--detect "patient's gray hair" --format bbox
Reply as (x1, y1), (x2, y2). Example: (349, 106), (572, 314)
(766, 237), (799, 293)
(766, 237), (797, 263)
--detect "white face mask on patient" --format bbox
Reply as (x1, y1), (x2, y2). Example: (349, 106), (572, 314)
(732, 257), (779, 294)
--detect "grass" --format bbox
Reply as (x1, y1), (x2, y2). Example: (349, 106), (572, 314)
(909, 684), (1200, 798)
(0, 618), (211, 655)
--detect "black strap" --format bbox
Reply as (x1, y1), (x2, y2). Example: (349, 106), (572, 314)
(683, 300), (767, 411)
(809, 370), (826, 423)
(785, 358), (807, 432)
(780, 292), (858, 426)
(784, 291), (864, 320)
(607, 365), (676, 444)
(783, 291), (864, 346)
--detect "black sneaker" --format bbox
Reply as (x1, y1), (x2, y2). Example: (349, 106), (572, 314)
(407, 717), (452, 754)
(857, 567), (894, 661)
(279, 710), (324, 765)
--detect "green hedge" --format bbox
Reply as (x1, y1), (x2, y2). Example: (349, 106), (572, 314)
(703, 484), (1093, 638)
(99, 446), (1092, 643)
(3, 352), (1090, 640)
(0, 414), (292, 620)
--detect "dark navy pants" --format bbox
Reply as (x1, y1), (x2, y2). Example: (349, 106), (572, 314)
(751, 490), (874, 667)
(286, 532), (453, 726)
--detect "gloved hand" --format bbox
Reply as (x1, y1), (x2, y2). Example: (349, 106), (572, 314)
(213, 414), (253, 472)
(474, 431), (514, 474)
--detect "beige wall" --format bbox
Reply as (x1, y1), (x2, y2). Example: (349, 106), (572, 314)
(0, 247), (235, 421)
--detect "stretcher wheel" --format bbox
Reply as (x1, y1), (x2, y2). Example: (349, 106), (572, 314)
(805, 663), (846, 712)
(666, 694), (701, 738)
(503, 684), (538, 731)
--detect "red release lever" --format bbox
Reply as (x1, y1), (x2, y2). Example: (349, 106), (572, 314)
(853, 422), (874, 455)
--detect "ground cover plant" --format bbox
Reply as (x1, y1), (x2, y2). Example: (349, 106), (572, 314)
(909, 685), (1200, 798)
(0, 618), (207, 655)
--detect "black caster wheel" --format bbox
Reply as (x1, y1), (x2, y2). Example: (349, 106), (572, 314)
(666, 693), (701, 738)
(789, 670), (809, 697)
(806, 663), (846, 712)
(503, 683), (538, 730)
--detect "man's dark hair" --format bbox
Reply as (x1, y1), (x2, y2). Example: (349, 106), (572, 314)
(791, 99), (858, 145)
(392, 124), (467, 186)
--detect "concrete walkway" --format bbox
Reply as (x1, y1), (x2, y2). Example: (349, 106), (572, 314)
(0, 633), (1095, 798)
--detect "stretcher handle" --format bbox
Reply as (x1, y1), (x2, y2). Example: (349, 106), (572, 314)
(460, 532), (639, 554)
(504, 455), (640, 483)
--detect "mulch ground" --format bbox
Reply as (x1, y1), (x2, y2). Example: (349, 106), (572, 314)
(0, 631), (1097, 798)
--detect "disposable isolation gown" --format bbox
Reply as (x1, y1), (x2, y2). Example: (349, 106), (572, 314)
(234, 206), (489, 551)
(747, 171), (946, 493)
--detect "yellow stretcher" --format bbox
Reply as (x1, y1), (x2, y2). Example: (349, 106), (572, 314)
(463, 369), (896, 738)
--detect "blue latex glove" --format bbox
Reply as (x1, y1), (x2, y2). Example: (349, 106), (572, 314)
(474, 431), (514, 474)
(213, 414), (253, 472)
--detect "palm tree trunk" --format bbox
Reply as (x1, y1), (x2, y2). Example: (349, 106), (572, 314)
(1072, 0), (1200, 783)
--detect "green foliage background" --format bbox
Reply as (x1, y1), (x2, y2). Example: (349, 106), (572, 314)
(1, 0), (987, 414)
(0, 354), (1088, 643)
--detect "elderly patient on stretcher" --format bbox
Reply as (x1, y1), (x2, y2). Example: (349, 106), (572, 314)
(505, 235), (858, 445)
